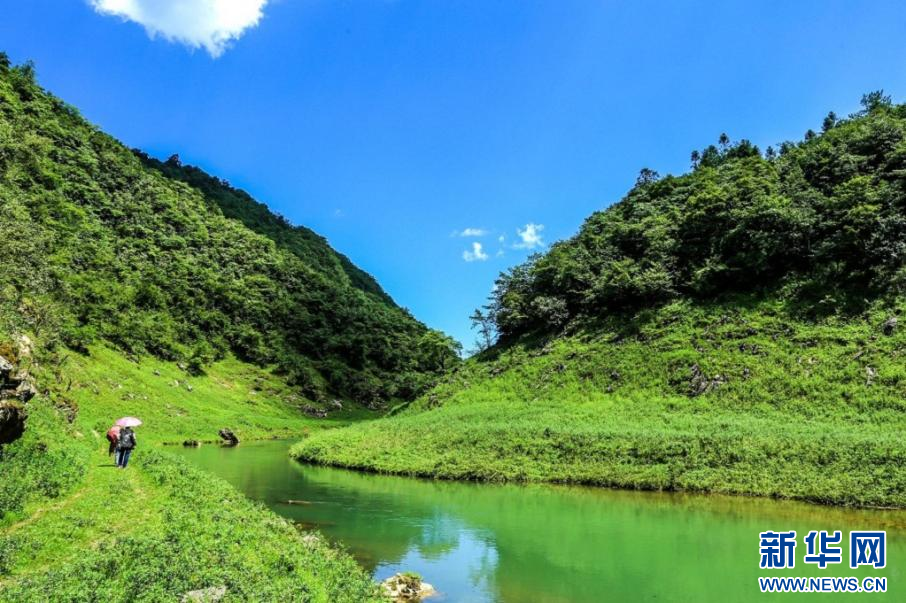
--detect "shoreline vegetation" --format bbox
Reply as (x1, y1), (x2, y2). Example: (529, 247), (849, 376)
(292, 301), (906, 510)
(1, 346), (384, 602)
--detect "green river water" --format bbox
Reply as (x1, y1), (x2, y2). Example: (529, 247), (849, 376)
(174, 440), (904, 602)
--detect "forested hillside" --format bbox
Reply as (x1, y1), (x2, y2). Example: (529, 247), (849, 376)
(486, 91), (906, 340)
(0, 54), (458, 404)
(295, 93), (906, 507)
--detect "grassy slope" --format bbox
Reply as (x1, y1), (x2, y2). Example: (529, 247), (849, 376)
(293, 299), (906, 507)
(0, 347), (383, 602)
(62, 345), (375, 444)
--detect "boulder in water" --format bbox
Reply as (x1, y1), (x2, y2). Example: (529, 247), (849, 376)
(218, 428), (240, 445)
(381, 573), (437, 601)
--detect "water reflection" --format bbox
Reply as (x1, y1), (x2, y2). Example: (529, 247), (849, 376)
(173, 440), (905, 602)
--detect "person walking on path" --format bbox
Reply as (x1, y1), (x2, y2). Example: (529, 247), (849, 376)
(106, 425), (120, 459)
(116, 425), (137, 468)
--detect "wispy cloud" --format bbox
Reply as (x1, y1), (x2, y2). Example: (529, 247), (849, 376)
(451, 227), (488, 237)
(88, 0), (269, 57)
(514, 223), (545, 249)
(463, 242), (489, 262)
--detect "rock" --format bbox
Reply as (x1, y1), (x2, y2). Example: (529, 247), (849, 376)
(303, 405), (328, 419)
(218, 428), (240, 445)
(154, 369), (161, 376)
(883, 316), (897, 336)
(330, 399), (343, 410)
(55, 397), (79, 423)
(0, 401), (26, 446)
(610, 370), (621, 381)
(689, 364), (725, 396)
(866, 366), (877, 386)
(181, 586), (227, 603)
(301, 533), (321, 547)
(185, 384), (193, 392)
(177, 362), (188, 371)
(182, 440), (201, 447)
(381, 573), (437, 601)
(0, 355), (13, 376)
(15, 335), (32, 359)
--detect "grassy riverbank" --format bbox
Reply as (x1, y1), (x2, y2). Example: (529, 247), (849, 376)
(1, 448), (382, 602)
(293, 300), (906, 508)
(1, 346), (383, 602)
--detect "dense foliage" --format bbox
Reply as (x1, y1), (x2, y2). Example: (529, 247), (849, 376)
(487, 92), (906, 340)
(0, 56), (458, 403)
(295, 300), (906, 507)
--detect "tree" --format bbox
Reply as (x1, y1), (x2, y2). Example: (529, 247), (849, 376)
(469, 308), (497, 352)
(861, 90), (891, 113)
(718, 132), (730, 151)
(765, 146), (776, 160)
(690, 150), (701, 169)
(417, 330), (462, 371)
(636, 167), (660, 186)
(822, 111), (837, 132)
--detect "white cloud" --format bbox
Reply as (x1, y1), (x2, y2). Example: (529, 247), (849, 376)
(452, 227), (488, 237)
(498, 234), (505, 243)
(514, 223), (545, 249)
(462, 242), (489, 262)
(89, 0), (269, 57)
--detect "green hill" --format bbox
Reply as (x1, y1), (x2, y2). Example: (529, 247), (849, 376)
(293, 93), (906, 508)
(0, 54), (456, 599)
(0, 55), (458, 406)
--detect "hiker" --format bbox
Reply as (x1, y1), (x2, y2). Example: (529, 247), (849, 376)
(116, 425), (137, 468)
(106, 425), (120, 458)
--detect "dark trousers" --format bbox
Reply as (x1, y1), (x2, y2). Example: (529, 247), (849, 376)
(116, 448), (133, 468)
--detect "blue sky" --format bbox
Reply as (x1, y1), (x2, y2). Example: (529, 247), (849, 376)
(2, 1), (906, 348)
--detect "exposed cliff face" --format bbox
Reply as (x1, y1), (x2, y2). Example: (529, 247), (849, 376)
(0, 355), (30, 445)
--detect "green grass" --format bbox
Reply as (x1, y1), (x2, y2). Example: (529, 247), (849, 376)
(1, 345), (384, 602)
(0, 449), (382, 602)
(62, 345), (375, 444)
(293, 299), (906, 508)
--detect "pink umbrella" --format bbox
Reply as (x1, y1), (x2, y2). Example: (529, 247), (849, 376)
(116, 417), (142, 427)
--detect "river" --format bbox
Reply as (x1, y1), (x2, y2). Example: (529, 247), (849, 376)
(173, 440), (904, 602)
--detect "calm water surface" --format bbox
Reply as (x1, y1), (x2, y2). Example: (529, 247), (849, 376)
(173, 440), (904, 602)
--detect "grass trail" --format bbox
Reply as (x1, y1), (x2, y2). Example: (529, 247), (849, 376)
(2, 450), (163, 581)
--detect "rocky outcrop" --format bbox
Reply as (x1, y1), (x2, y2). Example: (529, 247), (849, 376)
(1, 354), (37, 403)
(218, 428), (240, 445)
(381, 573), (437, 601)
(1, 351), (36, 445)
(180, 586), (227, 603)
(0, 400), (25, 445)
(303, 405), (328, 419)
(688, 364), (726, 396)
